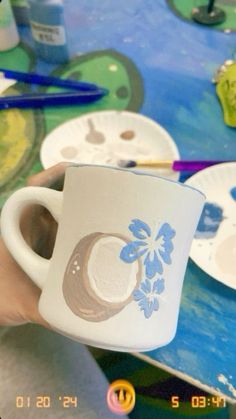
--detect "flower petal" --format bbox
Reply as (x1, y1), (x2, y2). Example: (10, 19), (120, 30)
(129, 219), (151, 240)
(144, 251), (163, 278)
(156, 223), (175, 265)
(152, 297), (159, 311)
(120, 240), (147, 263)
(141, 279), (151, 294)
(158, 249), (172, 264)
(133, 289), (145, 301)
(156, 222), (176, 241)
(142, 301), (154, 319)
(153, 278), (165, 294)
(138, 298), (148, 312)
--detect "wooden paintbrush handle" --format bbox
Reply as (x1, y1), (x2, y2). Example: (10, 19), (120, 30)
(136, 160), (172, 168)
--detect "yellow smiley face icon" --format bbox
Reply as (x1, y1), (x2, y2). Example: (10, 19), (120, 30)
(106, 379), (136, 416)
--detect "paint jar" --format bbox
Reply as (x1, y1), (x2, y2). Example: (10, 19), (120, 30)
(10, 0), (29, 26)
(192, 0), (226, 26)
(28, 0), (69, 64)
(0, 0), (20, 51)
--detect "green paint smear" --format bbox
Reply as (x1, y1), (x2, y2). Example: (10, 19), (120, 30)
(0, 42), (35, 73)
(43, 50), (144, 134)
(0, 42), (44, 209)
(0, 84), (44, 207)
(167, 0), (236, 31)
(44, 56), (131, 133)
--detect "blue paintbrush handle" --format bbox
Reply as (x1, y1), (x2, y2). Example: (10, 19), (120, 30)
(0, 68), (108, 93)
(0, 90), (106, 109)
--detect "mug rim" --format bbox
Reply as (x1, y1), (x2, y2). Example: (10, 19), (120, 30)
(66, 163), (206, 199)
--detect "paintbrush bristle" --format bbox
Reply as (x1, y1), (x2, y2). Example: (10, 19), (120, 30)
(118, 159), (137, 168)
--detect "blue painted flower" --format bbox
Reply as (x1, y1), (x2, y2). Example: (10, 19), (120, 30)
(120, 219), (176, 278)
(133, 278), (165, 319)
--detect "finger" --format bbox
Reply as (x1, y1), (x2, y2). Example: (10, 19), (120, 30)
(23, 162), (70, 242)
(33, 211), (58, 258)
(23, 163), (76, 252)
(27, 162), (73, 189)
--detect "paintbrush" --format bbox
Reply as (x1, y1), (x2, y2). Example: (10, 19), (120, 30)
(118, 159), (234, 171)
(0, 68), (108, 92)
(0, 89), (107, 110)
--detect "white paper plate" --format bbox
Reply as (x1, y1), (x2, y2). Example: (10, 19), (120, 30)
(0, 78), (16, 95)
(40, 110), (180, 180)
(185, 162), (236, 289)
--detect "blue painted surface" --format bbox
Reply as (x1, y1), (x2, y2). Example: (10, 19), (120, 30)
(195, 202), (224, 238)
(230, 186), (236, 201)
(19, 0), (236, 399)
(147, 260), (236, 399)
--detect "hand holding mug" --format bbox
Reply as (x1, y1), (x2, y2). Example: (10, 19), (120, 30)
(0, 162), (69, 327)
(0, 165), (205, 351)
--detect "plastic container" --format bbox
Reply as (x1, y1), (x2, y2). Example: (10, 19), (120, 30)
(0, 0), (20, 51)
(10, 0), (29, 26)
(28, 0), (69, 64)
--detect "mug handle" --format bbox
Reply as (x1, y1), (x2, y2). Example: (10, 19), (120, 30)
(0, 187), (63, 289)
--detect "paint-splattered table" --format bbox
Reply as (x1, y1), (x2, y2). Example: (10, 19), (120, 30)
(0, 0), (236, 406)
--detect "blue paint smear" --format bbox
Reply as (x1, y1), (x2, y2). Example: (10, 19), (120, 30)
(195, 202), (224, 239)
(230, 187), (236, 201)
(146, 260), (236, 397)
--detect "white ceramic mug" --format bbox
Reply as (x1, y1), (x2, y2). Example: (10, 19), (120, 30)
(0, 165), (205, 352)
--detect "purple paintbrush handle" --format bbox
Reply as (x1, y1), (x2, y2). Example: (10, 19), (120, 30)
(172, 160), (228, 171)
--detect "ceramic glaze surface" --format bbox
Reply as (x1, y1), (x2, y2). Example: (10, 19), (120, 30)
(0, 165), (204, 351)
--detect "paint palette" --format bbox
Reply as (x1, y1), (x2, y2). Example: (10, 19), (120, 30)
(40, 110), (180, 180)
(185, 162), (236, 289)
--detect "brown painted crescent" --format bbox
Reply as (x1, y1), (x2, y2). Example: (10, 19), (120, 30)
(62, 232), (142, 322)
